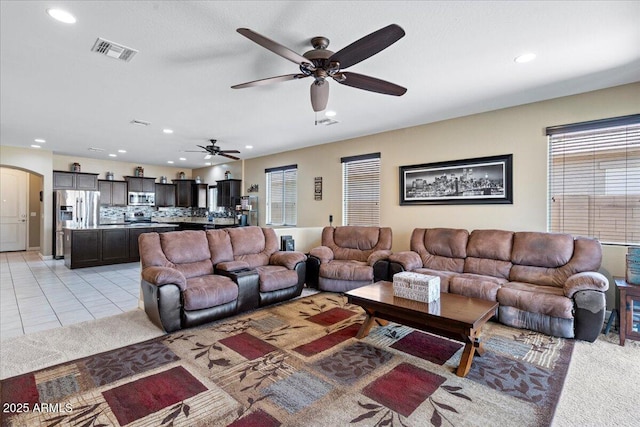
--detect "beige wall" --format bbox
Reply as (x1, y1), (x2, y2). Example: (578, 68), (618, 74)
(28, 173), (43, 249)
(243, 82), (640, 280)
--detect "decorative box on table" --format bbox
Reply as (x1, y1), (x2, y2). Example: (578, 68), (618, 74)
(393, 272), (440, 303)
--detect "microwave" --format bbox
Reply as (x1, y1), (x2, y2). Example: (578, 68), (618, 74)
(128, 192), (155, 206)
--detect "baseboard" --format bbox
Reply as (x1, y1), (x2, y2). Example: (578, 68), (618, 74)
(28, 246), (40, 251)
(39, 253), (53, 260)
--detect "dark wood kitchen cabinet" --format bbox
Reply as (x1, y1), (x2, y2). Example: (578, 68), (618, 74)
(64, 226), (178, 268)
(155, 183), (176, 207)
(102, 228), (129, 262)
(53, 171), (99, 191)
(64, 229), (101, 269)
(98, 180), (128, 206)
(174, 179), (195, 207)
(124, 176), (156, 192)
(217, 179), (241, 208)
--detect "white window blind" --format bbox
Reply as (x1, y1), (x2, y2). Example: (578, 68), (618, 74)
(547, 115), (640, 245)
(342, 153), (381, 226)
(266, 165), (297, 226)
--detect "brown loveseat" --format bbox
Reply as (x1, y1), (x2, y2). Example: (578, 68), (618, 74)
(306, 226), (392, 292)
(386, 228), (608, 342)
(139, 226), (306, 332)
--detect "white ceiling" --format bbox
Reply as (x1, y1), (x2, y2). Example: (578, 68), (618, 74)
(1, 1), (639, 168)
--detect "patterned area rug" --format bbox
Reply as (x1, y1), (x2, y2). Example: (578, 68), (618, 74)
(0, 293), (573, 426)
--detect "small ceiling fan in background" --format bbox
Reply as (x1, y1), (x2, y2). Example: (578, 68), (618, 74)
(231, 24), (407, 112)
(184, 140), (241, 160)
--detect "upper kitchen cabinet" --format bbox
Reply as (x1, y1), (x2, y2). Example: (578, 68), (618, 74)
(98, 180), (128, 206)
(155, 183), (176, 207)
(124, 176), (156, 192)
(173, 179), (195, 207)
(172, 180), (208, 208)
(217, 179), (241, 208)
(53, 171), (99, 191)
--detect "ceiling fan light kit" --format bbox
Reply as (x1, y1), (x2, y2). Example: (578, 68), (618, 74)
(232, 24), (407, 112)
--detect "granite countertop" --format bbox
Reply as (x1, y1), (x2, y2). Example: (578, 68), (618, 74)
(154, 217), (236, 225)
(64, 223), (178, 230)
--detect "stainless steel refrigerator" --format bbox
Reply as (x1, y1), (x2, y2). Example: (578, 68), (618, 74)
(53, 190), (100, 259)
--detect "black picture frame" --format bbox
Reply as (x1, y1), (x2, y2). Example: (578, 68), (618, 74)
(399, 154), (513, 205)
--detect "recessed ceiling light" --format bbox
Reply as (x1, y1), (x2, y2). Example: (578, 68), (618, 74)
(118, 149), (126, 153)
(109, 154), (117, 157)
(34, 138), (46, 143)
(245, 145), (253, 149)
(514, 52), (536, 63)
(205, 162), (212, 166)
(31, 145), (41, 149)
(325, 110), (337, 117)
(46, 8), (76, 24)
(167, 160), (174, 164)
(179, 157), (186, 161)
(163, 129), (174, 134)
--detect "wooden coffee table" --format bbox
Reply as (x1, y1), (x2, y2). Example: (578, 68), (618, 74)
(345, 281), (498, 377)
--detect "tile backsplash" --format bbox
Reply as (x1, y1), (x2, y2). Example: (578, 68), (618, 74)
(99, 206), (208, 222)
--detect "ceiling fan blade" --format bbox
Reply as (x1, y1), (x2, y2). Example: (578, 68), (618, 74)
(196, 145), (209, 150)
(328, 24), (405, 70)
(220, 150), (241, 154)
(204, 154), (212, 160)
(237, 28), (315, 70)
(232, 73), (308, 89)
(220, 153), (240, 160)
(335, 72), (406, 96)
(310, 81), (329, 112)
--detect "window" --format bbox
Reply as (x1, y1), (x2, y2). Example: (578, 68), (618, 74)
(266, 165), (297, 226)
(342, 153), (381, 226)
(547, 114), (640, 245)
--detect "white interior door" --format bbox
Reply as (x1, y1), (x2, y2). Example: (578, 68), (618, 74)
(0, 168), (28, 252)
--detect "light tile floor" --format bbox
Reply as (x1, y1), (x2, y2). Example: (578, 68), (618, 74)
(1, 251), (142, 340)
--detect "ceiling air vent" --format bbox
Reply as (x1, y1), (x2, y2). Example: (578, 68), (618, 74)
(87, 147), (105, 152)
(315, 118), (339, 126)
(91, 37), (138, 62)
(130, 119), (151, 126)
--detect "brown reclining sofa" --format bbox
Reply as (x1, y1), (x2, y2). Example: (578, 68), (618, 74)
(139, 226), (306, 332)
(386, 228), (609, 342)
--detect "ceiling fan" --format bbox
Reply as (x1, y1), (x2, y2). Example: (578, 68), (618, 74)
(184, 140), (241, 160)
(231, 24), (407, 112)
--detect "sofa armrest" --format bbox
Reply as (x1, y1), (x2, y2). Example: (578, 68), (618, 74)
(216, 260), (251, 272)
(141, 266), (187, 291)
(564, 271), (609, 298)
(309, 246), (334, 264)
(368, 250), (392, 266)
(388, 251), (422, 271)
(270, 251), (307, 270)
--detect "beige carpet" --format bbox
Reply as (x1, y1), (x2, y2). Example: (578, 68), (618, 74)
(1, 307), (638, 426)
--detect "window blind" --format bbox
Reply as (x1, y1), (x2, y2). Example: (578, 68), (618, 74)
(547, 115), (640, 245)
(342, 153), (381, 226)
(266, 166), (297, 226)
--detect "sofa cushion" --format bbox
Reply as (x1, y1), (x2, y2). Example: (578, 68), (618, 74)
(226, 226), (279, 268)
(449, 274), (506, 301)
(467, 229), (514, 261)
(160, 230), (210, 265)
(410, 228), (468, 273)
(320, 260), (373, 282)
(255, 265), (299, 292)
(497, 281), (573, 319)
(205, 229), (234, 265)
(464, 257), (512, 280)
(182, 275), (238, 311)
(511, 232), (574, 268)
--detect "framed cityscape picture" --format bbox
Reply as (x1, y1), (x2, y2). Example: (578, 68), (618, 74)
(399, 154), (513, 205)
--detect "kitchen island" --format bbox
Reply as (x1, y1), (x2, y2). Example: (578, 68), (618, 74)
(63, 223), (178, 269)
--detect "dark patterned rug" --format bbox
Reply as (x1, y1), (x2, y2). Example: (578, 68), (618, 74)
(0, 293), (573, 426)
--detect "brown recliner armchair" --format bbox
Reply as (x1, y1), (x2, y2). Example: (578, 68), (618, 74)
(306, 226), (392, 292)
